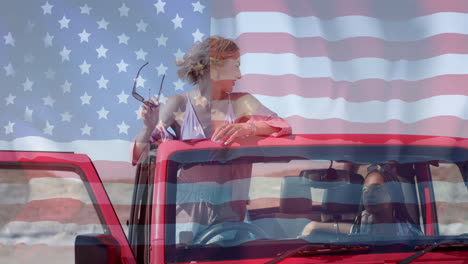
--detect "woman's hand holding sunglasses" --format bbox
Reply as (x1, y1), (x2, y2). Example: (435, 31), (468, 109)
(140, 96), (160, 130)
(132, 62), (166, 130)
(132, 62), (165, 109)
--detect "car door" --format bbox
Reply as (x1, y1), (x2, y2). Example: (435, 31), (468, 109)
(0, 151), (136, 264)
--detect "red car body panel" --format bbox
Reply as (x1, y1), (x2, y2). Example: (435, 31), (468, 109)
(185, 251), (468, 264)
(150, 134), (468, 263)
(157, 134), (468, 153)
(0, 151), (136, 264)
(2, 134), (468, 263)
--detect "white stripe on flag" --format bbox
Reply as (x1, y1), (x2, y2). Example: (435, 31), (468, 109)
(240, 53), (468, 81)
(212, 12), (468, 41)
(253, 94), (468, 122)
(0, 137), (132, 162)
(0, 221), (104, 246)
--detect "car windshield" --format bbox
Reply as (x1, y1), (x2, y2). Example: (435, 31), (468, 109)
(164, 145), (468, 263)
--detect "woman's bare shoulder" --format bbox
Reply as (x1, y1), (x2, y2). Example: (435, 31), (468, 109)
(158, 93), (187, 129)
(163, 93), (186, 110)
(230, 92), (259, 102)
(230, 92), (261, 107)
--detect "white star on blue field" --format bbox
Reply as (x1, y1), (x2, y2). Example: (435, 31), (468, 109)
(1, 1), (209, 141)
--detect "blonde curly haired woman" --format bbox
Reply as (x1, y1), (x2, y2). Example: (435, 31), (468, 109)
(131, 36), (291, 244)
(133, 36), (290, 163)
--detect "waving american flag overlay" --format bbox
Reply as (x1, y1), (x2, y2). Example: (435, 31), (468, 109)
(1, 0), (468, 262)
(3, 1), (468, 173)
(212, 0), (468, 137)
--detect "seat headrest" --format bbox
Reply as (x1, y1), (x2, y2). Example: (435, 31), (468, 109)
(279, 176), (312, 214)
(279, 170), (364, 216)
(320, 173), (364, 222)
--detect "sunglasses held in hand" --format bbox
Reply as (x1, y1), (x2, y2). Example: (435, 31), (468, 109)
(132, 62), (165, 107)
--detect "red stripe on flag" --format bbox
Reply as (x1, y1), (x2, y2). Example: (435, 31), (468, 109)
(237, 33), (468, 61)
(93, 160), (136, 184)
(435, 201), (468, 225)
(237, 74), (468, 102)
(212, 0), (468, 19)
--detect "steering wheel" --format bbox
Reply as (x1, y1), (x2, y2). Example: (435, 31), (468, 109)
(193, 222), (267, 245)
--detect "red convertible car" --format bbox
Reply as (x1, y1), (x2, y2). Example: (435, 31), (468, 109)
(0, 134), (467, 263)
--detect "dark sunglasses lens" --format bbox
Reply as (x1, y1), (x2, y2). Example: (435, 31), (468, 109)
(132, 91), (145, 102)
(132, 63), (159, 106)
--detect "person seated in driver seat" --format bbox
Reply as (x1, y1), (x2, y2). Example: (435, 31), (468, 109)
(302, 163), (422, 236)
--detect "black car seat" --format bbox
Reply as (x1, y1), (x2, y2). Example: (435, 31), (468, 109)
(274, 169), (363, 237)
(280, 176), (314, 214)
(257, 176), (320, 238)
(299, 169), (364, 225)
(320, 175), (364, 225)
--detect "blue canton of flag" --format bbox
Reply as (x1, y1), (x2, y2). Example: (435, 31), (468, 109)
(1, 0), (210, 143)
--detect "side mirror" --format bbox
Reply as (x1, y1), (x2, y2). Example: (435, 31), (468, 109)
(75, 234), (122, 264)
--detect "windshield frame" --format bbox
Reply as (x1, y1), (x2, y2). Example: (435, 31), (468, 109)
(151, 137), (468, 263)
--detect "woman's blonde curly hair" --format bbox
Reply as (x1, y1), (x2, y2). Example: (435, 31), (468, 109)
(176, 36), (239, 84)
